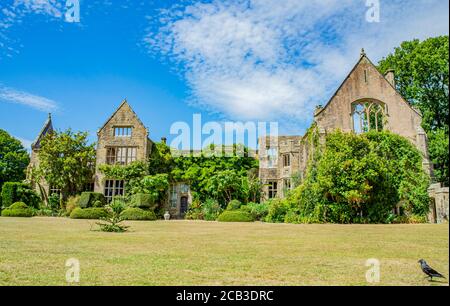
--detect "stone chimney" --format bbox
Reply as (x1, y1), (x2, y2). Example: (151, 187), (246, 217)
(384, 69), (395, 88)
(161, 137), (167, 144)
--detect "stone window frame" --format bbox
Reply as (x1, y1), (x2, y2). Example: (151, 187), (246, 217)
(106, 147), (137, 165)
(351, 100), (388, 134)
(266, 147), (278, 168)
(170, 186), (178, 209)
(283, 154), (291, 167)
(267, 181), (278, 199)
(283, 178), (291, 190)
(114, 126), (133, 137)
(104, 179), (125, 203)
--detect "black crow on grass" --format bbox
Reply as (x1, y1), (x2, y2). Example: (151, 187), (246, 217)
(418, 259), (446, 281)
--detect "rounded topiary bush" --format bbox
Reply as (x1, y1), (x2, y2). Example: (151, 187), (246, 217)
(129, 193), (155, 209)
(226, 200), (242, 211)
(217, 210), (254, 223)
(70, 207), (107, 220)
(120, 208), (157, 221)
(1, 202), (33, 218)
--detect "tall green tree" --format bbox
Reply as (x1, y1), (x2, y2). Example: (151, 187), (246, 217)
(378, 36), (449, 185)
(35, 129), (96, 200)
(0, 129), (30, 192)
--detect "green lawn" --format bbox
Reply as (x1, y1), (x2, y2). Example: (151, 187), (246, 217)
(0, 217), (448, 286)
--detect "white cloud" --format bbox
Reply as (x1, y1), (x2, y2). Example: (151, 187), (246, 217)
(15, 136), (33, 151)
(146, 0), (449, 128)
(0, 85), (58, 112)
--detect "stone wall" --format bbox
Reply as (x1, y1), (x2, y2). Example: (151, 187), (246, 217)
(428, 183), (449, 224)
(94, 101), (153, 193)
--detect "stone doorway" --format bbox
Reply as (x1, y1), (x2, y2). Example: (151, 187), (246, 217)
(180, 196), (189, 215)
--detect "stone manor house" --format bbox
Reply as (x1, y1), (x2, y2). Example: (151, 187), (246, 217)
(28, 51), (448, 222)
(29, 101), (192, 218)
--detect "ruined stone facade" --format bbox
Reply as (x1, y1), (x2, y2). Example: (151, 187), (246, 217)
(428, 183), (449, 224)
(27, 114), (54, 201)
(259, 52), (432, 202)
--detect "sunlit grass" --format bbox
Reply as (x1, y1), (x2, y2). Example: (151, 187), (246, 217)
(0, 217), (448, 286)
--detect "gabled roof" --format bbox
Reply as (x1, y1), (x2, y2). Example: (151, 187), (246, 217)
(97, 99), (148, 135)
(315, 49), (422, 118)
(31, 113), (53, 150)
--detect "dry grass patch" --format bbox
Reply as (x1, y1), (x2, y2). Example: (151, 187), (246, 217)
(0, 217), (448, 286)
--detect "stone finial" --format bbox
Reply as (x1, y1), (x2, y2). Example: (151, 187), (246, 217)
(360, 48), (366, 57)
(314, 105), (323, 116)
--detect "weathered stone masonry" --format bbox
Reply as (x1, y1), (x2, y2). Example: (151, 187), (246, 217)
(258, 51), (446, 221)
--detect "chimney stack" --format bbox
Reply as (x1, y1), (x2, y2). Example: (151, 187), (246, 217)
(384, 69), (395, 88)
(161, 137), (167, 144)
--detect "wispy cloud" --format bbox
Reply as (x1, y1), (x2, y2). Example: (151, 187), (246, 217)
(0, 85), (58, 112)
(145, 0), (449, 128)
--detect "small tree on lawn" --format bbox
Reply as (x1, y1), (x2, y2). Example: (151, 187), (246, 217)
(96, 198), (129, 233)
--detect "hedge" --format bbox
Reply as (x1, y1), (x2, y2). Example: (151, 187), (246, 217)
(1, 202), (33, 218)
(1, 182), (40, 209)
(70, 207), (108, 219)
(129, 193), (155, 209)
(226, 200), (243, 211)
(120, 208), (157, 221)
(217, 210), (254, 223)
(78, 192), (106, 208)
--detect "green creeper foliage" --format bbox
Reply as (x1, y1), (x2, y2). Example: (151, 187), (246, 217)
(287, 130), (430, 224)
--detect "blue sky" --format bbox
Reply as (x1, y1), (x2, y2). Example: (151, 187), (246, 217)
(0, 0), (448, 149)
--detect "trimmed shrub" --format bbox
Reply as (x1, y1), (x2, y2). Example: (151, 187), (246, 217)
(78, 192), (106, 208)
(1, 182), (40, 209)
(120, 208), (157, 221)
(393, 215), (427, 224)
(129, 193), (155, 209)
(218, 210), (254, 222)
(70, 207), (107, 219)
(92, 200), (104, 208)
(66, 196), (80, 215)
(1, 202), (33, 217)
(226, 199), (242, 211)
(240, 202), (269, 221)
(9, 202), (28, 210)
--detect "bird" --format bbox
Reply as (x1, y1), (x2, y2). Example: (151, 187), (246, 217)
(418, 259), (446, 281)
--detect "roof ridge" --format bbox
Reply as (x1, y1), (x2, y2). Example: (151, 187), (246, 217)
(314, 50), (421, 118)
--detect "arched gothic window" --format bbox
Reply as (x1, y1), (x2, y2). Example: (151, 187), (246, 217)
(352, 101), (387, 134)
